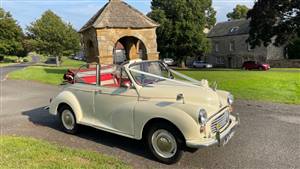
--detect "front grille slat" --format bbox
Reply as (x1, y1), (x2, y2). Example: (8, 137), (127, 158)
(210, 111), (229, 133)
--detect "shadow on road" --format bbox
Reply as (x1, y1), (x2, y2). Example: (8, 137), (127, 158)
(22, 107), (154, 161)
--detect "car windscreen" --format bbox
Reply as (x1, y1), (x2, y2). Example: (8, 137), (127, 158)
(128, 61), (203, 87)
(129, 61), (172, 85)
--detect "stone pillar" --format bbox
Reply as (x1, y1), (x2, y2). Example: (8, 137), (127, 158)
(129, 44), (138, 60)
(147, 52), (160, 61)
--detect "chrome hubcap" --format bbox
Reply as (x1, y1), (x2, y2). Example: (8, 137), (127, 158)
(151, 129), (177, 158)
(62, 110), (75, 130)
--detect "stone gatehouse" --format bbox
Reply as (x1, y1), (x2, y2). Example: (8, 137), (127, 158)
(79, 0), (160, 65)
(206, 19), (286, 68)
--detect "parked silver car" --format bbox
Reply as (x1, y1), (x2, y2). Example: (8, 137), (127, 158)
(163, 58), (176, 66)
(192, 61), (213, 68)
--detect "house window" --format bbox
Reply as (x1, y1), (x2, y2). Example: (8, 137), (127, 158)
(229, 41), (235, 51)
(215, 42), (219, 52)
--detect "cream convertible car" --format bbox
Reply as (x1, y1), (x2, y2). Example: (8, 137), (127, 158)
(49, 60), (239, 164)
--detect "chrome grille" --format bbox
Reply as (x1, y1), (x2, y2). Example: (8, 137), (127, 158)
(211, 111), (230, 133)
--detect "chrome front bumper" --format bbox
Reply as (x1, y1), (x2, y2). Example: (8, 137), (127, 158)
(186, 115), (239, 148)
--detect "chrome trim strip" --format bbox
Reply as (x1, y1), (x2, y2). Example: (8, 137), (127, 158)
(208, 106), (229, 121)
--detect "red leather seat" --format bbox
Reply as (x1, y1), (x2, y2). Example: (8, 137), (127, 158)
(81, 73), (119, 87)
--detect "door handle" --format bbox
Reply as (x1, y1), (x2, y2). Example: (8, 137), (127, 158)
(95, 90), (102, 94)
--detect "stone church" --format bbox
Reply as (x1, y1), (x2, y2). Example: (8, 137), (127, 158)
(79, 0), (160, 65)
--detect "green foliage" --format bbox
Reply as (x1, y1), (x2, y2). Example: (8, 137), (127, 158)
(287, 38), (300, 59)
(26, 10), (80, 59)
(0, 8), (27, 57)
(0, 136), (131, 169)
(148, 0), (216, 66)
(247, 0), (300, 48)
(227, 5), (249, 20)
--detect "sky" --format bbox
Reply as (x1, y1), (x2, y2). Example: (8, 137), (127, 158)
(1, 0), (255, 31)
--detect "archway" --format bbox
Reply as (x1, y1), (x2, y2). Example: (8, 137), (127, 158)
(113, 36), (147, 64)
(87, 40), (96, 58)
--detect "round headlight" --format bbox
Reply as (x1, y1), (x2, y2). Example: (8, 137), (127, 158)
(228, 93), (234, 105)
(198, 109), (208, 125)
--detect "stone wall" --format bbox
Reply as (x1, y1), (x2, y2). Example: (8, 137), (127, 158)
(268, 59), (300, 68)
(81, 28), (99, 63)
(82, 27), (159, 65)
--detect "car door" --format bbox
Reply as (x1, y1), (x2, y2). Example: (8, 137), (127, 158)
(71, 83), (96, 123)
(93, 69), (138, 136)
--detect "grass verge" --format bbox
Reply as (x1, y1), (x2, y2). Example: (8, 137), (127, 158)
(9, 66), (68, 85)
(0, 136), (131, 169)
(0, 63), (17, 67)
(9, 58), (85, 85)
(179, 70), (300, 104)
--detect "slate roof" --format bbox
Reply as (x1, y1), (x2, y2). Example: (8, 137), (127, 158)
(79, 0), (159, 32)
(207, 19), (250, 38)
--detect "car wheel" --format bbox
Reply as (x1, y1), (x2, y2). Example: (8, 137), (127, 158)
(146, 123), (183, 164)
(242, 67), (247, 70)
(59, 105), (78, 134)
(259, 67), (263, 71)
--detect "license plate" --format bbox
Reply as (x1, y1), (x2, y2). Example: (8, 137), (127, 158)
(222, 130), (235, 146)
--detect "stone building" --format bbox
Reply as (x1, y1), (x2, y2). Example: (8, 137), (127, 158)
(206, 19), (286, 68)
(79, 0), (159, 65)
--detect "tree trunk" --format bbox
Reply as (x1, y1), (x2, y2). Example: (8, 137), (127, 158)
(56, 56), (60, 67)
(181, 56), (187, 68)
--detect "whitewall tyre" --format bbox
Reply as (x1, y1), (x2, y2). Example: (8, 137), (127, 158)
(59, 105), (78, 134)
(147, 123), (183, 164)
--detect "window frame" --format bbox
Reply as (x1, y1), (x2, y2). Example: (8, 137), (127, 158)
(229, 41), (235, 52)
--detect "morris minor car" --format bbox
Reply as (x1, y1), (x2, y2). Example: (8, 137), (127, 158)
(49, 60), (239, 164)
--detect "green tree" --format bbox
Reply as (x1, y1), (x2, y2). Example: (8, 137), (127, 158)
(0, 8), (26, 59)
(26, 10), (80, 66)
(148, 0), (216, 67)
(247, 0), (300, 48)
(227, 5), (249, 20)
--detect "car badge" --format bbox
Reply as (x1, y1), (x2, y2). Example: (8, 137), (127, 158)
(216, 123), (221, 130)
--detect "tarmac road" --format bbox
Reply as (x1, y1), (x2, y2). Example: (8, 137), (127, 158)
(0, 56), (39, 81)
(1, 78), (299, 169)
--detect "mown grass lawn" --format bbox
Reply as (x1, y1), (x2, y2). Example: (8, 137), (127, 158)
(179, 69), (300, 104)
(9, 66), (68, 85)
(0, 136), (131, 169)
(9, 58), (85, 85)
